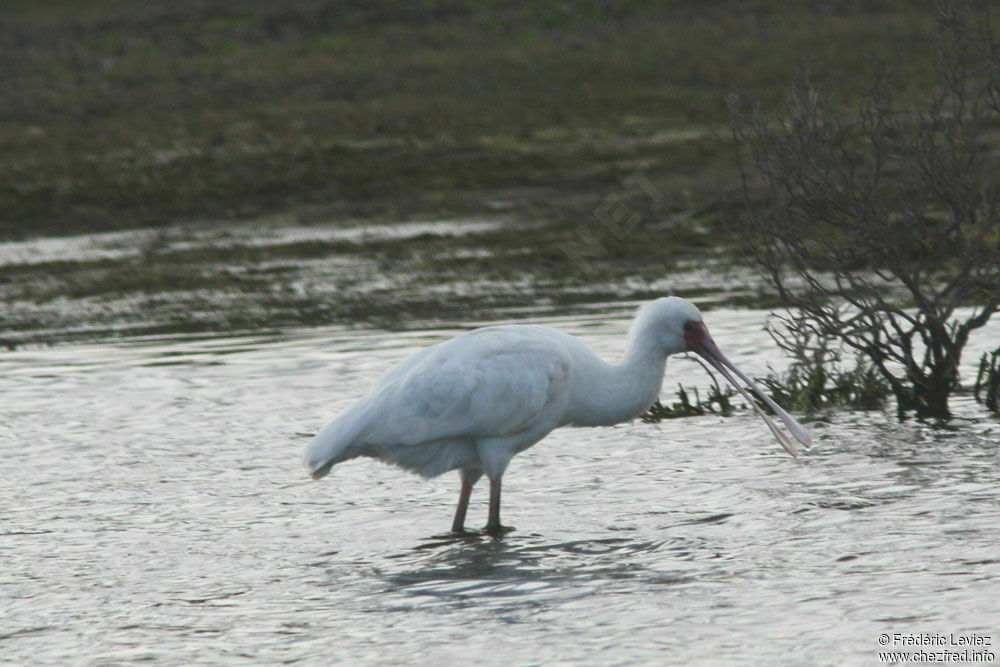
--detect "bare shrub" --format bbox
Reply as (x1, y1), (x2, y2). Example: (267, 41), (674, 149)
(730, 2), (1000, 420)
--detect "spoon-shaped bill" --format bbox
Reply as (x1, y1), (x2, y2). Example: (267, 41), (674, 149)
(687, 324), (812, 457)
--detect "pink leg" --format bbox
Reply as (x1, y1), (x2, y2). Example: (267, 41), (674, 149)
(451, 479), (474, 533)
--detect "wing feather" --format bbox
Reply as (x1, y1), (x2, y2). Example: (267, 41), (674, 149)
(364, 327), (571, 448)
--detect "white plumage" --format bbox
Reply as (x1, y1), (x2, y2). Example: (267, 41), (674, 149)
(303, 297), (810, 535)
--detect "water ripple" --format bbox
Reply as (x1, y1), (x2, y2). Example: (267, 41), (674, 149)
(2, 307), (999, 664)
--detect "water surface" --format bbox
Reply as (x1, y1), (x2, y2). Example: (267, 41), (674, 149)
(2, 306), (998, 664)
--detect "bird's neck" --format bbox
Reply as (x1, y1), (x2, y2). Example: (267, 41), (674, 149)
(570, 331), (669, 427)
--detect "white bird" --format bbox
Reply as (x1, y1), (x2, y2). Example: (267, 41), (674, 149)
(303, 297), (811, 535)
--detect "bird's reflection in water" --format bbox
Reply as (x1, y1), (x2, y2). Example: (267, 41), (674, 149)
(379, 533), (684, 601)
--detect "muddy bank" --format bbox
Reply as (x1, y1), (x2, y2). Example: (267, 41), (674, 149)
(0, 215), (775, 347)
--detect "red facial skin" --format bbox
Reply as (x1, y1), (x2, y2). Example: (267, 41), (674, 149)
(683, 320), (711, 355)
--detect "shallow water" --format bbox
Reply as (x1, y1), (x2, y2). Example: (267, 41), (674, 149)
(2, 306), (999, 665)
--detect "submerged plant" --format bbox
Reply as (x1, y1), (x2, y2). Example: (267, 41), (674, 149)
(757, 316), (891, 413)
(642, 356), (737, 422)
(974, 348), (1000, 414)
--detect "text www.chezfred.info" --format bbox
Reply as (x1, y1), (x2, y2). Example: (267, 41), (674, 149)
(878, 633), (994, 664)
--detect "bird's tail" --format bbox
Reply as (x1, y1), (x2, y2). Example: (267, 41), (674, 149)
(303, 399), (373, 480)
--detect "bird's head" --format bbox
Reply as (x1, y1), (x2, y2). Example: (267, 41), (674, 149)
(632, 296), (705, 356)
(638, 296), (812, 457)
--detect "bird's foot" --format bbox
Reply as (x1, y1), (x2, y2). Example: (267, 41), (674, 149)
(449, 527), (474, 537)
(483, 523), (515, 537)
(422, 531), (480, 547)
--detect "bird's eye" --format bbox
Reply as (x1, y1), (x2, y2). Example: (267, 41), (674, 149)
(683, 321), (694, 333)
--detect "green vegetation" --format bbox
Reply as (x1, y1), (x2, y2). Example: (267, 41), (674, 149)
(2, 1), (938, 240)
(757, 344), (891, 414)
(641, 382), (737, 422)
(641, 327), (892, 422)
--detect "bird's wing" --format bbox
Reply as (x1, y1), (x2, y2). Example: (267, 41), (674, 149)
(364, 327), (572, 448)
